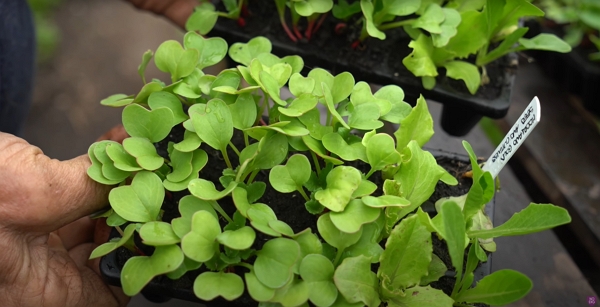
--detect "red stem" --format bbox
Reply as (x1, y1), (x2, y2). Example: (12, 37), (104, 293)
(305, 19), (315, 40)
(280, 20), (298, 42)
(293, 24), (304, 39)
(313, 13), (328, 35)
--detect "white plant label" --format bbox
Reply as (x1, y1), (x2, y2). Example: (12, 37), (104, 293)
(482, 96), (541, 179)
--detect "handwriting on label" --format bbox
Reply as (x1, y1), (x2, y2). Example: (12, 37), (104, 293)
(483, 97), (541, 179)
(490, 106), (536, 163)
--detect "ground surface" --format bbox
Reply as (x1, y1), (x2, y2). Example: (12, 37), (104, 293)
(20, 0), (597, 306)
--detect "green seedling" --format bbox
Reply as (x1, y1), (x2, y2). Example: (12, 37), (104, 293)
(186, 1), (246, 35)
(403, 0), (571, 94)
(538, 0), (600, 61)
(87, 32), (571, 307)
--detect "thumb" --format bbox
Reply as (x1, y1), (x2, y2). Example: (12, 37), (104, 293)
(0, 133), (112, 232)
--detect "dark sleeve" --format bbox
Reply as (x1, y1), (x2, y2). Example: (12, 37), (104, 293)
(0, 0), (35, 136)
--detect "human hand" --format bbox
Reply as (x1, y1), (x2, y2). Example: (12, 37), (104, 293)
(125, 0), (199, 29)
(0, 126), (130, 307)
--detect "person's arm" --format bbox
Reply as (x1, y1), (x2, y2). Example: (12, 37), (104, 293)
(125, 0), (199, 29)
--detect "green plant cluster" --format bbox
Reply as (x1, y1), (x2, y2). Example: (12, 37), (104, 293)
(537, 0), (600, 60)
(87, 34), (571, 307)
(187, 0), (571, 95)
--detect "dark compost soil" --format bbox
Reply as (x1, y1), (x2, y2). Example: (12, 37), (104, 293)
(101, 125), (492, 306)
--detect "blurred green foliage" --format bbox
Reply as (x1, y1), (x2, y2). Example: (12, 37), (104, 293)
(28, 0), (62, 63)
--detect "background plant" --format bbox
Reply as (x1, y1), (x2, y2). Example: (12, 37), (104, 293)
(87, 32), (571, 306)
(536, 0), (600, 60)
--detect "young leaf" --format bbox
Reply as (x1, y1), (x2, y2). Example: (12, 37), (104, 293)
(132, 81), (163, 104)
(189, 99), (233, 151)
(122, 104), (174, 143)
(93, 141), (130, 182)
(362, 195), (410, 208)
(334, 255), (381, 307)
(333, 0), (361, 19)
(299, 254), (339, 307)
(154, 40), (199, 81)
(171, 195), (217, 238)
(330, 200), (380, 234)
(163, 148), (208, 191)
(302, 135), (344, 165)
(269, 277), (310, 307)
(230, 92), (258, 130)
(412, 3), (445, 34)
(361, 0), (386, 40)
(189, 179), (238, 201)
(315, 166), (362, 212)
(139, 221), (181, 246)
(388, 286), (454, 307)
(248, 203), (281, 237)
(246, 270), (276, 302)
(217, 226), (256, 250)
(293, 0), (333, 16)
(279, 94), (318, 117)
(148, 91), (188, 124)
(317, 213), (363, 251)
(123, 137), (164, 171)
(394, 95), (433, 150)
(229, 36), (272, 66)
(431, 8), (462, 47)
(350, 82), (392, 116)
(166, 149), (193, 182)
(186, 3), (219, 35)
(269, 154), (311, 193)
(289, 73), (316, 97)
(440, 201), (466, 283)
(402, 35), (438, 78)
(455, 269), (532, 305)
(443, 61), (481, 95)
(89, 224), (136, 259)
(121, 245), (184, 296)
(254, 238), (301, 289)
(443, 10), (487, 58)
(173, 130), (202, 152)
(419, 254), (447, 285)
(105, 142), (141, 172)
(138, 50), (154, 84)
(322, 133), (367, 162)
(269, 220), (295, 237)
(253, 132), (290, 170)
(379, 214), (432, 295)
(194, 271), (245, 301)
(100, 93), (133, 107)
(348, 103), (383, 130)
(183, 32), (228, 69)
(366, 133), (401, 173)
(517, 34), (572, 53)
(181, 210), (221, 262)
(322, 83), (350, 129)
(383, 0), (420, 16)
(109, 171), (164, 222)
(167, 257), (202, 280)
(389, 142), (444, 223)
(467, 203), (571, 239)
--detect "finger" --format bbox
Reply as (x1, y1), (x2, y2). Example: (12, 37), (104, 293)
(96, 125), (128, 143)
(58, 217), (96, 250)
(94, 218), (112, 245)
(86, 249), (131, 307)
(127, 0), (198, 29)
(0, 134), (112, 231)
